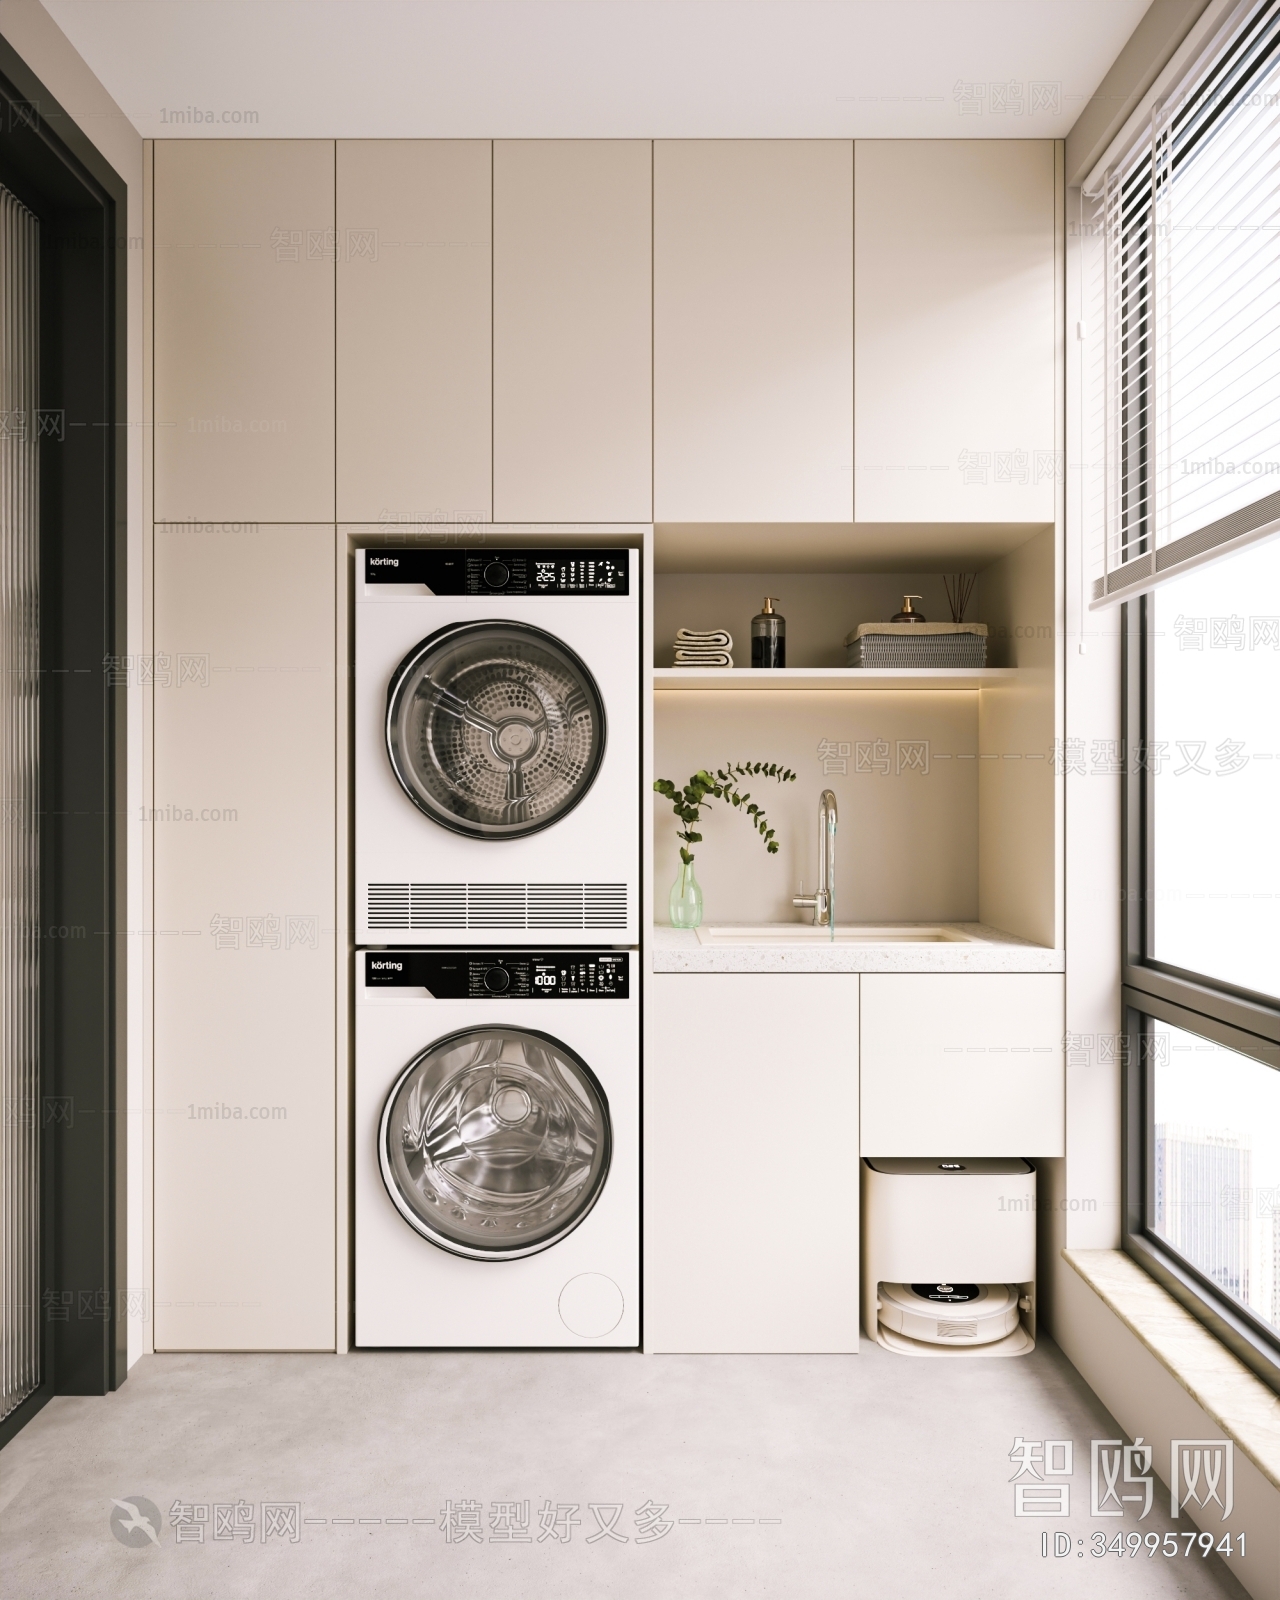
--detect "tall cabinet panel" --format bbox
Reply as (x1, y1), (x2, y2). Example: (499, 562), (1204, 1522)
(493, 140), (652, 522)
(154, 141), (336, 522)
(854, 140), (1057, 523)
(153, 525), (335, 1351)
(654, 140), (854, 523)
(337, 140), (492, 524)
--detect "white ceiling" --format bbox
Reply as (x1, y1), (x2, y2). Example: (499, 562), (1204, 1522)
(38, 0), (1150, 140)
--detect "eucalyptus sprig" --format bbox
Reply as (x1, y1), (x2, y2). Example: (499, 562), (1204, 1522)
(654, 761), (797, 866)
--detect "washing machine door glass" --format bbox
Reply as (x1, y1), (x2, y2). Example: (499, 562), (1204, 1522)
(380, 1026), (612, 1259)
(385, 620), (606, 839)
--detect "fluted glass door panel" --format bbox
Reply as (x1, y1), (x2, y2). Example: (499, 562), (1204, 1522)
(0, 183), (40, 1424)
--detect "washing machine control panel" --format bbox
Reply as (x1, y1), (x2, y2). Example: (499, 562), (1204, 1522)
(365, 950), (630, 999)
(363, 548), (630, 596)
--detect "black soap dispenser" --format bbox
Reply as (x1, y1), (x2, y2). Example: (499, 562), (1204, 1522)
(751, 596), (786, 668)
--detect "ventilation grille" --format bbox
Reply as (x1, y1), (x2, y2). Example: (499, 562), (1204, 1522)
(528, 883), (583, 927)
(935, 1320), (978, 1340)
(367, 883), (629, 932)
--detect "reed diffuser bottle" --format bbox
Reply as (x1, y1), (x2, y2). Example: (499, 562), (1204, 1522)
(751, 596), (785, 668)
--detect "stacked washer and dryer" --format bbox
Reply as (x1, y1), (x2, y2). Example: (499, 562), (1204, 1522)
(354, 545), (640, 1348)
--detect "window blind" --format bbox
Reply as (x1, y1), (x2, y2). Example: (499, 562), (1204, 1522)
(1104, 144), (1154, 574)
(1095, 0), (1280, 606)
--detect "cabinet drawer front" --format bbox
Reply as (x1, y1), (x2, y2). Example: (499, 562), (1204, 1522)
(861, 974), (1063, 1157)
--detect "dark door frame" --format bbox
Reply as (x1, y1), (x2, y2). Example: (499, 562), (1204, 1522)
(0, 35), (128, 1447)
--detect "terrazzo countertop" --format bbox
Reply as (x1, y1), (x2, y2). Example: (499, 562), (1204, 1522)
(651, 922), (1065, 973)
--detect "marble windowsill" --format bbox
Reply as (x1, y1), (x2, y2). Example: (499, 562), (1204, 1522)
(650, 922), (1065, 974)
(1063, 1248), (1280, 1493)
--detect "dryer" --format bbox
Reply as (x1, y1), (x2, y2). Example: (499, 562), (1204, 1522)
(355, 546), (639, 946)
(355, 947), (639, 1348)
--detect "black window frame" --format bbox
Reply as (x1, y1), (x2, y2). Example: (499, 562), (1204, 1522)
(1117, 0), (1280, 1395)
(0, 40), (129, 1449)
(1122, 583), (1280, 1396)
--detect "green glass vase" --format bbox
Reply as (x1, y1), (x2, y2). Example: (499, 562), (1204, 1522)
(669, 858), (703, 929)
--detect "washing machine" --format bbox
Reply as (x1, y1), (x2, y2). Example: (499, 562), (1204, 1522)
(355, 545), (639, 946)
(355, 947), (639, 1348)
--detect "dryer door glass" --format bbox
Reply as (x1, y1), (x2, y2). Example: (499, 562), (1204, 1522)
(385, 620), (606, 839)
(380, 1026), (612, 1259)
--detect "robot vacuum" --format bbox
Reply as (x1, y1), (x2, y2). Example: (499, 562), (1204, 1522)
(877, 1282), (1023, 1346)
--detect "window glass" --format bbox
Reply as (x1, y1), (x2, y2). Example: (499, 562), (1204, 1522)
(1151, 1018), (1280, 1335)
(1150, 534), (1280, 998)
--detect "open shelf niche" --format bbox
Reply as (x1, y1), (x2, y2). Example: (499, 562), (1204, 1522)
(647, 523), (1061, 950)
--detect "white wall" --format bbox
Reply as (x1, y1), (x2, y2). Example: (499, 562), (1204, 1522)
(653, 689), (979, 927)
(1044, 182), (1122, 1334)
(975, 526), (1061, 948)
(0, 0), (150, 1367)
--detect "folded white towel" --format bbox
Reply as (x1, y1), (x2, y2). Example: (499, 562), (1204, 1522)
(673, 648), (733, 668)
(675, 627), (733, 649)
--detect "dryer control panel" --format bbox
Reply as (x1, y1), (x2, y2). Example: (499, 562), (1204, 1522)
(365, 950), (630, 999)
(363, 548), (630, 596)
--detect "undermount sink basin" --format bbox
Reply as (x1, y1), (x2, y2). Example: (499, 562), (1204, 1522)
(693, 923), (971, 945)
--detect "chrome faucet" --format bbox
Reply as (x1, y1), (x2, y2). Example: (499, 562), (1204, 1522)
(793, 789), (838, 927)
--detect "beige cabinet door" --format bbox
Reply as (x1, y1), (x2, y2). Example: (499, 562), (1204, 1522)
(854, 140), (1057, 523)
(654, 140), (854, 522)
(337, 140), (492, 524)
(646, 972), (860, 1352)
(860, 974), (1064, 1157)
(154, 141), (335, 523)
(153, 524), (335, 1351)
(493, 140), (652, 522)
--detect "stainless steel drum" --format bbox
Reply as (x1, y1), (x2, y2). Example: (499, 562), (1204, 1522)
(385, 620), (606, 839)
(379, 1026), (612, 1260)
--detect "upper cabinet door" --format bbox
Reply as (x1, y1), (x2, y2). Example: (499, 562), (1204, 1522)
(654, 140), (853, 524)
(337, 140), (492, 525)
(493, 140), (651, 523)
(854, 140), (1057, 524)
(154, 141), (335, 524)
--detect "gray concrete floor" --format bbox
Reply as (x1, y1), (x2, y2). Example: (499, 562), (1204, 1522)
(0, 1335), (1254, 1600)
